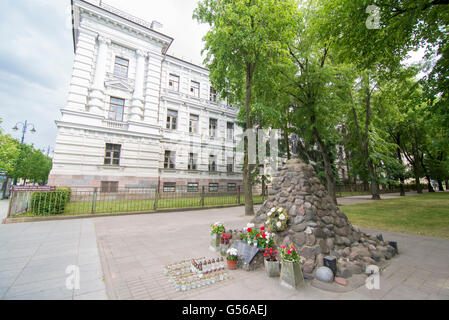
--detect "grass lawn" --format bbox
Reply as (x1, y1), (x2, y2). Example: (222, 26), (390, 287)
(341, 192), (449, 239)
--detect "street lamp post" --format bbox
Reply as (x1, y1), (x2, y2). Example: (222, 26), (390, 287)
(13, 120), (36, 144)
(12, 120), (37, 185)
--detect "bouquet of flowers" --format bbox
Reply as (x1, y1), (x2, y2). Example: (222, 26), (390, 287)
(244, 224), (275, 248)
(220, 232), (231, 245)
(226, 248), (239, 261)
(264, 247), (278, 261)
(265, 207), (290, 232)
(280, 243), (304, 263)
(210, 222), (225, 236)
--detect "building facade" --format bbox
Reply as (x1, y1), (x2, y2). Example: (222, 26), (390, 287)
(48, 0), (243, 192)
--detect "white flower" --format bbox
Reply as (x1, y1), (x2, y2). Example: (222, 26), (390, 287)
(279, 214), (286, 221)
(214, 222), (223, 226)
(276, 221), (282, 228)
(247, 223), (255, 229)
(266, 220), (270, 225)
(270, 207), (276, 213)
(271, 233), (275, 238)
(267, 211), (272, 217)
(227, 248), (238, 256)
(277, 208), (283, 213)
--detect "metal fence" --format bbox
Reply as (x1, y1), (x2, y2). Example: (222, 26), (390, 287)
(7, 185), (267, 218)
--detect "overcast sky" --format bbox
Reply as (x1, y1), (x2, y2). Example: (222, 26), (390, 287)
(0, 0), (209, 155)
(0, 0), (424, 157)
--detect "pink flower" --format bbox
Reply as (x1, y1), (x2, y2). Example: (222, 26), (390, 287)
(287, 250), (292, 254)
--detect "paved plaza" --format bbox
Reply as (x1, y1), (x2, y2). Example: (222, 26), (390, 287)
(0, 213), (107, 300)
(0, 201), (448, 300)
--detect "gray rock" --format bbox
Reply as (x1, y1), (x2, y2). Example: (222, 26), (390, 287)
(292, 222), (307, 232)
(293, 216), (305, 225)
(315, 266), (334, 282)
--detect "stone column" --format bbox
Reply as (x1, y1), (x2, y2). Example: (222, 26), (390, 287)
(130, 49), (147, 121)
(88, 35), (110, 115)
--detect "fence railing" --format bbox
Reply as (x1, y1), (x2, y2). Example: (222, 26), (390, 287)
(7, 186), (267, 218)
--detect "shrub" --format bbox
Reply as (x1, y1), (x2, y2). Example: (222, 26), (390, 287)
(30, 187), (71, 215)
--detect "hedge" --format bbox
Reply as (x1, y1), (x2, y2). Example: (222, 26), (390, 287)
(30, 187), (71, 215)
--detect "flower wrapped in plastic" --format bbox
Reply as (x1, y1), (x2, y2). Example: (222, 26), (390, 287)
(210, 222), (225, 235)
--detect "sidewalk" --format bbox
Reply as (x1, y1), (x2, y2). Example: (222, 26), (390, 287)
(0, 199), (9, 222)
(94, 206), (449, 300)
(0, 219), (107, 300)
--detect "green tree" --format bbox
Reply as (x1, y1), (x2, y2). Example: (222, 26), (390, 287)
(0, 129), (20, 176)
(194, 0), (299, 215)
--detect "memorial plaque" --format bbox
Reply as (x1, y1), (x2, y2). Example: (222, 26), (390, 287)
(229, 241), (261, 265)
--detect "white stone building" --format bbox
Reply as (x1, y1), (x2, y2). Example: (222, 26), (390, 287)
(48, 0), (243, 192)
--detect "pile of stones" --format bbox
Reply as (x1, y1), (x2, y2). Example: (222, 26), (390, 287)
(251, 158), (398, 281)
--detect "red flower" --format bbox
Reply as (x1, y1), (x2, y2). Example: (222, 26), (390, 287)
(256, 234), (260, 238)
(287, 250), (292, 254)
(264, 253), (268, 257)
(247, 228), (252, 232)
(260, 226), (265, 231)
(262, 233), (266, 239)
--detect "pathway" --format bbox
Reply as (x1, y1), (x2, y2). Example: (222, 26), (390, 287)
(94, 206), (449, 300)
(0, 219), (107, 300)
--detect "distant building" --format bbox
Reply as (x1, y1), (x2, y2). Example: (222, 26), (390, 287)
(48, 0), (243, 192)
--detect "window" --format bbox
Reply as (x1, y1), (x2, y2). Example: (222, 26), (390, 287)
(209, 183), (219, 192)
(188, 153), (197, 170)
(227, 122), (234, 140)
(210, 86), (217, 102)
(190, 80), (200, 98)
(163, 182), (176, 192)
(209, 118), (217, 138)
(189, 114), (199, 134)
(227, 157), (234, 173)
(108, 97), (125, 121)
(227, 183), (236, 192)
(113, 57), (129, 78)
(166, 110), (178, 130)
(209, 155), (217, 172)
(164, 151), (176, 169)
(101, 181), (118, 193)
(187, 182), (199, 192)
(168, 74), (180, 91)
(104, 144), (121, 166)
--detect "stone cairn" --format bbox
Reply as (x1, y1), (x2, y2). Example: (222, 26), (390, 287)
(251, 158), (397, 279)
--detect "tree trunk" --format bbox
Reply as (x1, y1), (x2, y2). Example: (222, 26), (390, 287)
(426, 176), (435, 192)
(396, 145), (406, 196)
(438, 180), (444, 191)
(312, 126), (337, 205)
(367, 160), (381, 200)
(414, 167), (423, 194)
(244, 62), (254, 216)
(284, 129), (291, 160)
(261, 177), (266, 196)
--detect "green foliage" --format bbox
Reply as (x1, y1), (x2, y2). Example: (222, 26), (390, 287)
(0, 130), (20, 175)
(30, 188), (71, 215)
